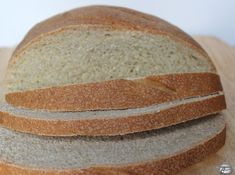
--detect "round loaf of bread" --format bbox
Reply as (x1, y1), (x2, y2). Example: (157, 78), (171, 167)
(1, 5), (225, 136)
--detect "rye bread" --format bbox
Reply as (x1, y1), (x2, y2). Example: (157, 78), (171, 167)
(5, 73), (223, 112)
(0, 85), (225, 136)
(0, 114), (226, 175)
(5, 6), (216, 93)
(0, 6), (226, 137)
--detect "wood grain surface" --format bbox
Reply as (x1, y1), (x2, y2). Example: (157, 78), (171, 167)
(0, 36), (234, 175)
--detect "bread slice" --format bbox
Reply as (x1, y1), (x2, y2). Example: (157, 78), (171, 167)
(5, 5), (216, 93)
(5, 73), (223, 112)
(0, 84), (226, 136)
(0, 114), (226, 175)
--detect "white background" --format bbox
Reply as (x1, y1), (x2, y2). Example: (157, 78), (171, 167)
(0, 0), (234, 47)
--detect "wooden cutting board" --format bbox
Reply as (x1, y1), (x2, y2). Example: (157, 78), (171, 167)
(0, 36), (234, 175)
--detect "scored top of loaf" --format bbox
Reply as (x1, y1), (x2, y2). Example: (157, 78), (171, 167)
(12, 5), (209, 60)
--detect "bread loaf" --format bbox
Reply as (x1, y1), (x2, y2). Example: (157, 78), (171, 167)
(0, 5), (227, 175)
(1, 5), (226, 136)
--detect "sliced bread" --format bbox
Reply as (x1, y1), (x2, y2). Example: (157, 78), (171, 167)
(0, 6), (226, 137)
(0, 114), (226, 175)
(5, 73), (223, 111)
(0, 85), (225, 136)
(5, 5), (216, 93)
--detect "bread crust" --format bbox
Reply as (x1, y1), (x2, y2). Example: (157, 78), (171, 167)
(0, 125), (226, 175)
(0, 94), (226, 136)
(5, 73), (223, 112)
(10, 5), (215, 69)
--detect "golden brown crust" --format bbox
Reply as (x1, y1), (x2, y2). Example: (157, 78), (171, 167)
(11, 5), (213, 66)
(0, 95), (226, 136)
(0, 126), (226, 175)
(5, 73), (223, 112)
